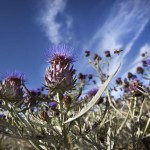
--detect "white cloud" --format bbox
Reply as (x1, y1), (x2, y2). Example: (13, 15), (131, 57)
(122, 18), (149, 59)
(37, 0), (72, 44)
(85, 0), (150, 76)
(37, 0), (150, 80)
(119, 17), (149, 76)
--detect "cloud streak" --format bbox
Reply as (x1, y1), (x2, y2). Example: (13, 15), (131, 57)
(37, 0), (150, 79)
(84, 0), (150, 76)
(37, 0), (72, 44)
(89, 0), (150, 50)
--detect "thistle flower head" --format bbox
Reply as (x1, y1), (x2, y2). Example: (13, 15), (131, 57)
(0, 114), (6, 119)
(84, 50), (90, 57)
(63, 95), (72, 107)
(128, 77), (140, 95)
(30, 89), (41, 96)
(116, 77), (122, 85)
(48, 101), (57, 108)
(141, 52), (147, 57)
(142, 58), (150, 67)
(94, 54), (102, 61)
(45, 45), (76, 92)
(137, 67), (144, 74)
(124, 78), (129, 88)
(0, 71), (24, 100)
(131, 75), (137, 81)
(78, 73), (86, 80)
(88, 74), (93, 80)
(128, 72), (134, 80)
(114, 49), (123, 55)
(2, 71), (25, 87)
(47, 45), (74, 65)
(88, 88), (98, 97)
(39, 111), (48, 121)
(104, 50), (111, 57)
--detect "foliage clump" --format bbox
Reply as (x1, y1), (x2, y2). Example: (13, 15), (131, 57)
(0, 46), (150, 150)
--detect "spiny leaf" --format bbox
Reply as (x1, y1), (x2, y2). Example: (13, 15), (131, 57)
(64, 63), (121, 124)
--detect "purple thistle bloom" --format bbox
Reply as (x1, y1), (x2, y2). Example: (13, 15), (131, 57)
(0, 71), (24, 100)
(47, 45), (74, 64)
(124, 87), (129, 93)
(2, 71), (25, 86)
(128, 72), (134, 80)
(132, 75), (137, 81)
(84, 50), (90, 57)
(88, 88), (98, 97)
(116, 77), (122, 85)
(30, 89), (41, 96)
(49, 101), (57, 107)
(48, 101), (57, 109)
(94, 54), (102, 61)
(137, 67), (144, 74)
(104, 50), (111, 57)
(45, 45), (76, 92)
(129, 77), (139, 91)
(142, 58), (150, 67)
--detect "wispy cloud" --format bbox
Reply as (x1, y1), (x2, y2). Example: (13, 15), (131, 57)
(89, 0), (150, 50)
(118, 17), (149, 76)
(37, 0), (72, 44)
(85, 0), (150, 75)
(37, 0), (150, 79)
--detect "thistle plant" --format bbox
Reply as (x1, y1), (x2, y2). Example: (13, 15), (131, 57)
(0, 46), (150, 150)
(45, 45), (76, 93)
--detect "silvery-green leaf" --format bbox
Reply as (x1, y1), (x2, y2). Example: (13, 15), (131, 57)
(64, 63), (121, 124)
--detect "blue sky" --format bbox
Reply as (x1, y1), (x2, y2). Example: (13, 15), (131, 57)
(0, 0), (150, 90)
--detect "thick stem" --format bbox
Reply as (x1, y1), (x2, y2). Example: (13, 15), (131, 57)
(57, 92), (69, 149)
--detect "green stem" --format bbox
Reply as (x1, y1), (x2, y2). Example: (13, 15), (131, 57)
(57, 92), (69, 150)
(29, 140), (43, 150)
(132, 97), (137, 118)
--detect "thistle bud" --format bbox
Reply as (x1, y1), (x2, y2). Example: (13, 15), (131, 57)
(97, 97), (104, 104)
(78, 73), (86, 80)
(30, 89), (41, 96)
(114, 49), (123, 55)
(63, 95), (71, 107)
(40, 86), (45, 91)
(142, 58), (150, 67)
(94, 54), (102, 61)
(128, 72), (133, 80)
(87, 88), (103, 104)
(88, 74), (93, 80)
(48, 101), (57, 110)
(88, 88), (98, 97)
(137, 67), (144, 74)
(124, 78), (129, 88)
(45, 45), (76, 92)
(116, 77), (122, 85)
(39, 111), (48, 121)
(92, 80), (96, 84)
(104, 51), (111, 57)
(84, 51), (90, 57)
(141, 52), (146, 57)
